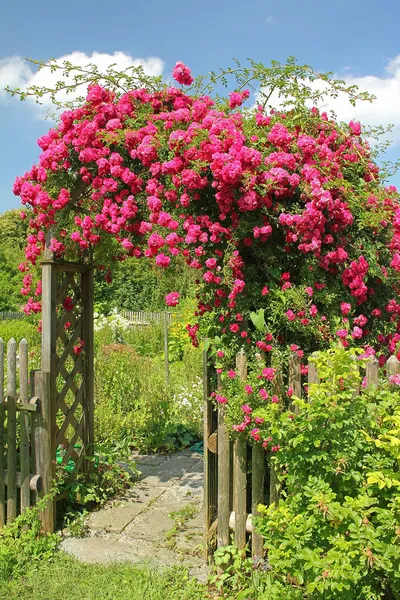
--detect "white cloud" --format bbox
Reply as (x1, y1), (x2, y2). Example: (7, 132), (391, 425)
(256, 55), (400, 145)
(266, 15), (277, 25)
(0, 51), (165, 115)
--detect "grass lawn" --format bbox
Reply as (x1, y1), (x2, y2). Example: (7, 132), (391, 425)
(0, 552), (211, 600)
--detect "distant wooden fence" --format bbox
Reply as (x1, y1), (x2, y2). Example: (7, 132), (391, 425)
(122, 310), (172, 325)
(203, 348), (400, 560)
(0, 338), (46, 527)
(0, 311), (25, 321)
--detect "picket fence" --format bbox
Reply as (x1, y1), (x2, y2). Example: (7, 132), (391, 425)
(203, 349), (400, 560)
(0, 311), (25, 321)
(0, 338), (49, 526)
(122, 310), (172, 325)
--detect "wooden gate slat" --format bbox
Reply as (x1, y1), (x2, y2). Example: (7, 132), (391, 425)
(19, 339), (30, 514)
(6, 339), (17, 523)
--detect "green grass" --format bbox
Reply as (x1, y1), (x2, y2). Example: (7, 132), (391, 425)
(1, 552), (210, 600)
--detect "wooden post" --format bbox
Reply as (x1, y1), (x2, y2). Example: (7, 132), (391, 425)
(19, 339), (30, 513)
(33, 370), (55, 532)
(234, 349), (247, 549)
(6, 339), (17, 523)
(366, 355), (379, 388)
(82, 268), (94, 474)
(203, 347), (218, 559)
(0, 338), (4, 527)
(40, 260), (57, 477)
(163, 313), (169, 388)
(251, 443), (264, 558)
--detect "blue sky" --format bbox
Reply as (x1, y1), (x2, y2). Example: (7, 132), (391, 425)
(1, 0), (400, 212)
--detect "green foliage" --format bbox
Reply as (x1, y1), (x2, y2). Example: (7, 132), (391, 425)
(211, 546), (268, 599)
(0, 318), (41, 349)
(94, 341), (202, 453)
(94, 255), (197, 314)
(251, 346), (400, 599)
(59, 441), (134, 508)
(0, 210), (32, 311)
(0, 499), (59, 582)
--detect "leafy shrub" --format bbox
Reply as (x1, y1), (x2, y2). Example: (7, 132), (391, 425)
(0, 499), (59, 582)
(0, 319), (40, 349)
(252, 346), (400, 599)
(94, 343), (202, 453)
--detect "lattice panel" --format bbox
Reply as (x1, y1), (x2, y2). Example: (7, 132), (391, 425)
(54, 269), (86, 474)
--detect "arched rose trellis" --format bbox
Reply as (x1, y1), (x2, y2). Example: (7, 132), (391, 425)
(10, 60), (400, 548)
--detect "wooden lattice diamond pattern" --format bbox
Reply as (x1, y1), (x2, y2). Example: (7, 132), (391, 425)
(55, 270), (85, 473)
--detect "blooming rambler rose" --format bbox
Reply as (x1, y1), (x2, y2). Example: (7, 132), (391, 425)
(165, 292), (180, 307)
(13, 60), (400, 439)
(172, 61), (194, 86)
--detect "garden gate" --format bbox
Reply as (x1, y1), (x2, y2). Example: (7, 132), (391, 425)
(0, 257), (94, 531)
(202, 347), (400, 561)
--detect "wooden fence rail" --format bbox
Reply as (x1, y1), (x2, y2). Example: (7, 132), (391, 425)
(0, 338), (46, 528)
(203, 348), (400, 561)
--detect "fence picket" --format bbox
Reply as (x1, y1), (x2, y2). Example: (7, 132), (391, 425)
(234, 350), (248, 549)
(218, 403), (230, 548)
(366, 355), (379, 387)
(289, 353), (302, 412)
(386, 355), (400, 376)
(6, 339), (17, 523)
(307, 354), (319, 389)
(251, 443), (264, 558)
(19, 339), (30, 514)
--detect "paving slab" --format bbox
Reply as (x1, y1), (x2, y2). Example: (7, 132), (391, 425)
(88, 484), (166, 533)
(64, 450), (207, 580)
(61, 536), (190, 567)
(141, 454), (201, 487)
(124, 507), (176, 542)
(133, 454), (170, 467)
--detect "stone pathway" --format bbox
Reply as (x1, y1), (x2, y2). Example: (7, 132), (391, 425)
(60, 450), (208, 581)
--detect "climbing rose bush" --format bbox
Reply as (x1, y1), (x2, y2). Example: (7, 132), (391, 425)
(12, 60), (400, 440)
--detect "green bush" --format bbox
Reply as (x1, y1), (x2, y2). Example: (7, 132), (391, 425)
(0, 500), (59, 582)
(251, 347), (400, 600)
(0, 319), (40, 349)
(94, 342), (202, 453)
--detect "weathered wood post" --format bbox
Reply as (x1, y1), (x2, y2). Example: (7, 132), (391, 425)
(234, 349), (247, 549)
(33, 370), (55, 532)
(82, 267), (94, 474)
(203, 346), (218, 559)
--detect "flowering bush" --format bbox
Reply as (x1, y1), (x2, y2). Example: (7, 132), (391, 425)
(11, 57), (400, 442)
(252, 346), (400, 599)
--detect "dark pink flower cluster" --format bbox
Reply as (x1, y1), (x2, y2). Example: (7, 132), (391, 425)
(12, 62), (400, 407)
